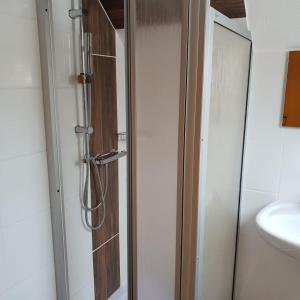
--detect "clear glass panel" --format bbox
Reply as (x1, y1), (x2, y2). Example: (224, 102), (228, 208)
(51, 0), (128, 299)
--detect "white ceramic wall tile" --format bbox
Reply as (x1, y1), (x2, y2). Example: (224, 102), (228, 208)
(116, 29), (127, 133)
(109, 286), (128, 300)
(51, 0), (95, 298)
(116, 29), (128, 296)
(243, 138), (283, 193)
(57, 87), (83, 150)
(52, 0), (81, 89)
(64, 196), (94, 296)
(236, 49), (300, 299)
(60, 145), (82, 200)
(0, 0), (56, 298)
(1, 210), (54, 289)
(72, 283), (95, 300)
(0, 89), (46, 160)
(0, 230), (6, 294)
(56, 83), (84, 201)
(238, 190), (276, 243)
(52, 0), (79, 28)
(0, 15), (42, 88)
(246, 0), (300, 51)
(0, 0), (36, 19)
(0, 152), (50, 227)
(0, 265), (56, 300)
(279, 136), (300, 200)
(118, 144), (128, 293)
(236, 234), (300, 300)
(236, 190), (300, 300)
(53, 26), (77, 88)
(245, 52), (287, 143)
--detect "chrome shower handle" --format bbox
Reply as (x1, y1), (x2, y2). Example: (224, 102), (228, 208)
(94, 150), (127, 166)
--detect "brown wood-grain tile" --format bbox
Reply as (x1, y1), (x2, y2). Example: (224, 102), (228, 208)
(211, 0), (246, 18)
(83, 0), (116, 56)
(82, 0), (120, 298)
(100, 0), (124, 29)
(93, 236), (121, 300)
(90, 56), (119, 249)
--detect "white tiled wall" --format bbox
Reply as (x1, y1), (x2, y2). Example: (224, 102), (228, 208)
(111, 29), (128, 300)
(235, 51), (300, 300)
(51, 0), (95, 298)
(0, 0), (56, 299)
(51, 2), (129, 300)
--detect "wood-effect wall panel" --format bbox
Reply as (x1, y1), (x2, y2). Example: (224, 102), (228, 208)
(83, 0), (116, 56)
(100, 0), (124, 29)
(93, 236), (120, 299)
(211, 0), (246, 18)
(83, 0), (120, 299)
(89, 33), (119, 251)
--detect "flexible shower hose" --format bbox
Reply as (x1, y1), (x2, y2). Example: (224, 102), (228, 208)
(82, 156), (109, 230)
(78, 17), (109, 230)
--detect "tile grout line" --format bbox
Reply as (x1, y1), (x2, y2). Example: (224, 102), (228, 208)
(0, 262), (53, 297)
(0, 86), (43, 91)
(0, 206), (51, 230)
(92, 53), (116, 59)
(0, 13), (38, 21)
(0, 149), (47, 163)
(243, 188), (278, 195)
(92, 232), (119, 254)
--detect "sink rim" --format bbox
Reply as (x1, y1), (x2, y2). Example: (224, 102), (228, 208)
(256, 200), (300, 260)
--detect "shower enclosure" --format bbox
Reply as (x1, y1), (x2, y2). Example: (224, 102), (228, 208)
(37, 0), (208, 299)
(37, 0), (129, 299)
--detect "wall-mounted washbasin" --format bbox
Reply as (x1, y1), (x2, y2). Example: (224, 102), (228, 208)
(256, 201), (300, 260)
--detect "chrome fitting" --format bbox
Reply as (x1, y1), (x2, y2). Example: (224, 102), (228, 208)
(75, 125), (94, 135)
(68, 9), (87, 19)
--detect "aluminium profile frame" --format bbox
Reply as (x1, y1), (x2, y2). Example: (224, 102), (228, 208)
(194, 7), (252, 300)
(36, 0), (135, 299)
(36, 1), (70, 299)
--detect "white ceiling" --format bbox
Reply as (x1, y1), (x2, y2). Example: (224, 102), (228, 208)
(245, 0), (300, 50)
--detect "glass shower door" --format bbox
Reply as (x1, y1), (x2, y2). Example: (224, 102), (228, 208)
(196, 9), (252, 300)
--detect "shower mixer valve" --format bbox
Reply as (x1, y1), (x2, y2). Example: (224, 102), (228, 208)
(95, 150), (127, 165)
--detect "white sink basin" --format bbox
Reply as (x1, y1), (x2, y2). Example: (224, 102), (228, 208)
(256, 201), (300, 260)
